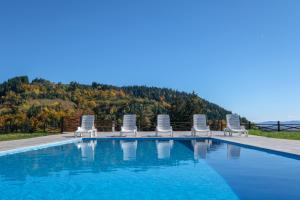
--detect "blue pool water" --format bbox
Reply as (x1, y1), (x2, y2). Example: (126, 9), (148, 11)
(1, 139), (300, 200)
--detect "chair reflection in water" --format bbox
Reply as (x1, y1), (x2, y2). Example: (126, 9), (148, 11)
(227, 144), (241, 159)
(77, 140), (97, 161)
(191, 140), (212, 160)
(156, 140), (174, 159)
(120, 140), (138, 161)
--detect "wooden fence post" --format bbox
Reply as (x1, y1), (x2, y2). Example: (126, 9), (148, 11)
(138, 119), (141, 132)
(43, 121), (46, 133)
(60, 117), (64, 134)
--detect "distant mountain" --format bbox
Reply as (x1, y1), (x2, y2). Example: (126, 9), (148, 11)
(259, 121), (300, 124)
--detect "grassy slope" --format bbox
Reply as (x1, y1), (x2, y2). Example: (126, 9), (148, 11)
(249, 129), (300, 140)
(0, 132), (59, 142)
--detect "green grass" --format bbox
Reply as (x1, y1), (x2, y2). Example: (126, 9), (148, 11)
(0, 132), (59, 142)
(249, 129), (300, 140)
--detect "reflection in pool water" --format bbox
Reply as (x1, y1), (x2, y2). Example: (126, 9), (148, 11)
(156, 140), (173, 159)
(77, 140), (97, 161)
(191, 139), (212, 159)
(227, 144), (241, 159)
(120, 140), (138, 161)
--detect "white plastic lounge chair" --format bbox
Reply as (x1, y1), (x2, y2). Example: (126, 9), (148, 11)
(155, 114), (173, 137)
(120, 114), (137, 136)
(120, 140), (138, 161)
(75, 115), (97, 137)
(156, 140), (173, 159)
(224, 114), (248, 136)
(191, 114), (211, 136)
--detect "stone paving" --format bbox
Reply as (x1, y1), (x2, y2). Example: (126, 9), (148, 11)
(0, 131), (300, 156)
(215, 134), (300, 156)
(0, 133), (74, 152)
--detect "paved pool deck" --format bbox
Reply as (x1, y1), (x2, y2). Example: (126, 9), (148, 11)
(0, 131), (300, 156)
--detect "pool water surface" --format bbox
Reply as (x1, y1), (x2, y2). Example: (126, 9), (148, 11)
(0, 139), (300, 200)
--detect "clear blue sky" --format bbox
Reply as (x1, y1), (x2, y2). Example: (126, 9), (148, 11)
(1, 0), (300, 122)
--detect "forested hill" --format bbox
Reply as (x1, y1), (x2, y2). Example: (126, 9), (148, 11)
(0, 76), (241, 132)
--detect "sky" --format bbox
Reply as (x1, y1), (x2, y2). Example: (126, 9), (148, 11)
(0, 0), (300, 122)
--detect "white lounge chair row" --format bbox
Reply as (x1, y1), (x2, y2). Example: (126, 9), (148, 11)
(75, 114), (248, 137)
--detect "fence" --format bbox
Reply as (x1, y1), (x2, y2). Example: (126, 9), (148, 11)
(61, 119), (300, 133)
(248, 121), (300, 132)
(0, 118), (63, 134)
(1, 116), (299, 133)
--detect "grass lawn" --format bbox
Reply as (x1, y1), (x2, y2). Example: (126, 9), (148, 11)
(0, 132), (60, 142)
(249, 129), (300, 140)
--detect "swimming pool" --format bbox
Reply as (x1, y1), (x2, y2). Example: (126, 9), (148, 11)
(0, 138), (300, 200)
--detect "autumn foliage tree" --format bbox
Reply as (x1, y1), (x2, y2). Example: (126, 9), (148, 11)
(0, 76), (233, 133)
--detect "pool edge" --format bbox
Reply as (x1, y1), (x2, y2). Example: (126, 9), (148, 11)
(0, 138), (82, 157)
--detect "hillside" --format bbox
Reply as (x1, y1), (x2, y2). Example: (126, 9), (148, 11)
(0, 76), (239, 133)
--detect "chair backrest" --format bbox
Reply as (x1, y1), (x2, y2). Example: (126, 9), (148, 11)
(157, 114), (171, 130)
(81, 115), (95, 130)
(226, 114), (241, 130)
(122, 114), (136, 130)
(193, 114), (207, 129)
